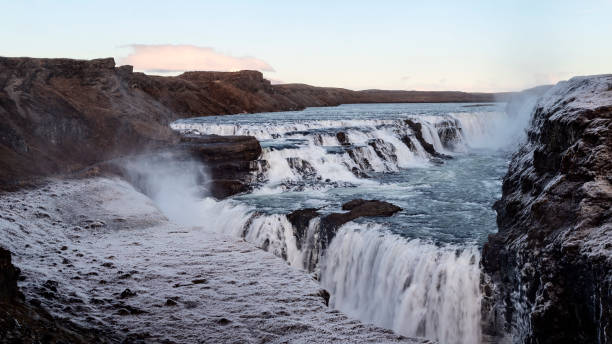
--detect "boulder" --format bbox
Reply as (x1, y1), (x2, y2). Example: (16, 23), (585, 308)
(288, 200), (401, 253)
(0, 247), (20, 302)
(319, 200), (402, 246)
(336, 132), (350, 145)
(0, 247), (111, 342)
(286, 208), (321, 250)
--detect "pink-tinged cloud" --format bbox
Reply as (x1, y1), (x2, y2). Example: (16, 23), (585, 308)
(267, 78), (285, 85)
(119, 44), (274, 73)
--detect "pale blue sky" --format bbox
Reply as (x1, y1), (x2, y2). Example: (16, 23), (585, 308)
(2, 0), (611, 91)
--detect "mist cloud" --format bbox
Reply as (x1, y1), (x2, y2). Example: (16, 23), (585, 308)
(119, 44), (275, 73)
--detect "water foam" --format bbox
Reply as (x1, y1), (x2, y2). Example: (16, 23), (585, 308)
(162, 108), (523, 343)
(320, 223), (482, 344)
(173, 111), (519, 190)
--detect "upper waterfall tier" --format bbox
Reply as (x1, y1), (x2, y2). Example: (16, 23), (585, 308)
(172, 103), (519, 190)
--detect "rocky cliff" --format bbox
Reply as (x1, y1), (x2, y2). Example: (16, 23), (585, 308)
(482, 75), (612, 343)
(0, 56), (508, 189)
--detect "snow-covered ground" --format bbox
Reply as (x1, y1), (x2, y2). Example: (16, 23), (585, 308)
(0, 177), (429, 343)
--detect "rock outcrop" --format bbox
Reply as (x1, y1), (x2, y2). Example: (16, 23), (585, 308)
(287, 199), (402, 271)
(0, 247), (20, 301)
(321, 199), (402, 239)
(1, 247), (112, 343)
(286, 208), (322, 250)
(404, 119), (452, 159)
(481, 75), (612, 343)
(179, 134), (263, 198)
(288, 199), (402, 248)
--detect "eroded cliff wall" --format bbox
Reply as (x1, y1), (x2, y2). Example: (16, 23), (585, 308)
(482, 75), (612, 343)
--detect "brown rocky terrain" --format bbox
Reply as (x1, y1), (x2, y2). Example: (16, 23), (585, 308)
(481, 75), (612, 343)
(0, 56), (509, 190)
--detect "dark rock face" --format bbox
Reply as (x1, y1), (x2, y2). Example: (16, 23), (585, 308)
(404, 119), (452, 159)
(368, 139), (397, 163)
(287, 200), (401, 271)
(179, 134), (263, 198)
(481, 75), (612, 343)
(204, 179), (249, 199)
(286, 208), (321, 250)
(319, 200), (402, 247)
(111, 135), (263, 199)
(434, 119), (463, 150)
(0, 247), (20, 302)
(0, 57), (178, 188)
(286, 157), (316, 178)
(0, 247), (111, 343)
(181, 134), (262, 162)
(336, 132), (350, 145)
(0, 57), (271, 192)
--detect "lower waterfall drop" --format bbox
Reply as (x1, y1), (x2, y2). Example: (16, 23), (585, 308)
(320, 223), (482, 344)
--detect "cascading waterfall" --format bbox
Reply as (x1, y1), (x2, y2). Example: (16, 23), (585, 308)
(162, 104), (523, 343)
(320, 223), (482, 344)
(172, 112), (509, 189)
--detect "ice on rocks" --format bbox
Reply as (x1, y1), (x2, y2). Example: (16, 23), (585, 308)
(0, 178), (427, 343)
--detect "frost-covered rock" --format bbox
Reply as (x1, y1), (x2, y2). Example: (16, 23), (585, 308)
(0, 178), (426, 343)
(482, 75), (612, 343)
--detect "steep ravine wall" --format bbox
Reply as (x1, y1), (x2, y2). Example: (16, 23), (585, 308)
(482, 75), (612, 343)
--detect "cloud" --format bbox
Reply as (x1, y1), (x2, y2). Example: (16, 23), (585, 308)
(266, 77), (285, 85)
(119, 44), (274, 73)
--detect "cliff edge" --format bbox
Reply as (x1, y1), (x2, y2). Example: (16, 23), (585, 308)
(482, 75), (612, 343)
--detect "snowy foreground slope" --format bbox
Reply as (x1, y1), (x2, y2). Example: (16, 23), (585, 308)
(0, 177), (429, 343)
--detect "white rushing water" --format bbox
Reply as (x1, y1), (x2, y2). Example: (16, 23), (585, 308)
(174, 111), (511, 188)
(122, 157), (484, 342)
(320, 223), (482, 344)
(166, 103), (530, 343)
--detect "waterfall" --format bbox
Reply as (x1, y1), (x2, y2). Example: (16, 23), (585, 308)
(158, 108), (516, 343)
(121, 156), (485, 344)
(172, 111), (518, 189)
(320, 223), (483, 344)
